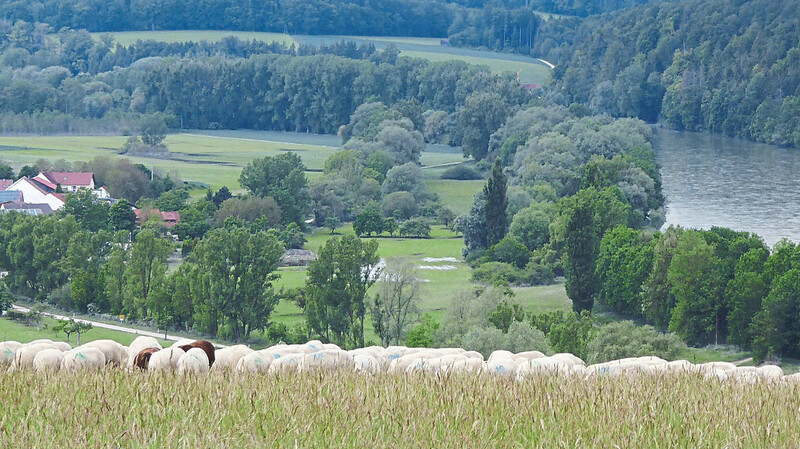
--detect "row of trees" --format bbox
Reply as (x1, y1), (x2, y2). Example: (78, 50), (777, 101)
(0, 0), (456, 37)
(0, 206), (291, 342)
(594, 226), (800, 361)
(0, 32), (529, 137)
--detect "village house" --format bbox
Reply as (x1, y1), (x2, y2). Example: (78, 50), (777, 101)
(134, 208), (181, 228)
(5, 177), (66, 211)
(32, 172), (111, 199)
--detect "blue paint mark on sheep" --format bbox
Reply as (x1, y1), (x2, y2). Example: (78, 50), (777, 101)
(388, 354), (400, 360)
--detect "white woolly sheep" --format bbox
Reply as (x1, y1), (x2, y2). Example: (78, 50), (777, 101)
(236, 350), (277, 374)
(171, 339), (195, 348)
(148, 347), (185, 372)
(127, 336), (162, 367)
(52, 341), (72, 352)
(62, 347), (106, 371)
(268, 353), (304, 374)
(0, 341), (22, 367)
(299, 350), (355, 372)
(178, 348), (210, 375)
(353, 354), (381, 375)
(84, 340), (127, 367)
(33, 348), (64, 372)
(211, 345), (254, 372)
(484, 357), (520, 377)
(13, 343), (60, 370)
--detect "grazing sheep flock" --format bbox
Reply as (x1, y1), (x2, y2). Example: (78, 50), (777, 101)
(1, 337), (798, 383)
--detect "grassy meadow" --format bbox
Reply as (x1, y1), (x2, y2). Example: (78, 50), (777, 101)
(400, 50), (551, 85)
(0, 315), (171, 348)
(1, 369), (798, 448)
(0, 133), (476, 198)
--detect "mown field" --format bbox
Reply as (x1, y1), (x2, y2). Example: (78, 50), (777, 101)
(1, 370), (798, 448)
(92, 30), (552, 85)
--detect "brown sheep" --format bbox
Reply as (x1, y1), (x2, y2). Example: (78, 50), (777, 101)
(133, 347), (160, 370)
(179, 340), (216, 367)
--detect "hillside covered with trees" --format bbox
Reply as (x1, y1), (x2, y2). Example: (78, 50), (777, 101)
(545, 0), (800, 148)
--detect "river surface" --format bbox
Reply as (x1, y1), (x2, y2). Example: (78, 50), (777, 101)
(656, 129), (800, 246)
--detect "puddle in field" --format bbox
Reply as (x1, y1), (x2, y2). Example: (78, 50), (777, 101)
(417, 265), (457, 271)
(421, 257), (460, 263)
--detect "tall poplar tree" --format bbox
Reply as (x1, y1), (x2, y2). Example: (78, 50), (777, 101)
(483, 158), (508, 248)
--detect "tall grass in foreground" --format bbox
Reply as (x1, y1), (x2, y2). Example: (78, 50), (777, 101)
(1, 370), (798, 448)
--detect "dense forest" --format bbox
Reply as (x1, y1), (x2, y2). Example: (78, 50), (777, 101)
(0, 0), (455, 36)
(547, 0), (800, 148)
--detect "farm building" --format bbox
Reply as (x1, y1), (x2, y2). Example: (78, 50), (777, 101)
(280, 249), (319, 266)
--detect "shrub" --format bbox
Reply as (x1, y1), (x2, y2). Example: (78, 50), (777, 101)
(441, 165), (482, 180)
(488, 300), (526, 333)
(519, 262), (556, 286)
(406, 314), (439, 347)
(484, 236), (530, 269)
(472, 262), (518, 285)
(530, 311), (594, 360)
(458, 321), (551, 358)
(398, 218), (431, 238)
(585, 320), (687, 364)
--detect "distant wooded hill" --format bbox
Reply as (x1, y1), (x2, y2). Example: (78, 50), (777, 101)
(544, 0), (800, 148)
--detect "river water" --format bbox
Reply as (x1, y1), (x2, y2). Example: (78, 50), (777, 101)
(656, 129), (800, 247)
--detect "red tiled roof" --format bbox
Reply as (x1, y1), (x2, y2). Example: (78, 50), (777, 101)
(41, 172), (95, 186)
(133, 208), (180, 227)
(51, 193), (67, 203)
(160, 211), (180, 222)
(0, 180), (12, 191)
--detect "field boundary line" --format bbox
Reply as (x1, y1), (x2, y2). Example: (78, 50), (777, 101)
(180, 133), (339, 149)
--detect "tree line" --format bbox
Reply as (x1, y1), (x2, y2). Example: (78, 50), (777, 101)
(0, 0), (455, 37)
(594, 225), (800, 362)
(0, 23), (529, 137)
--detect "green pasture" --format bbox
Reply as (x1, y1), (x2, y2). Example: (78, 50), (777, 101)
(400, 50), (550, 84)
(0, 316), (171, 347)
(423, 179), (483, 215)
(0, 133), (472, 211)
(92, 30), (295, 47)
(268, 223), (571, 339)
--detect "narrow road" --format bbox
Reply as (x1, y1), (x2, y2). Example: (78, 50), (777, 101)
(421, 161), (463, 169)
(10, 304), (226, 347)
(537, 58), (555, 69)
